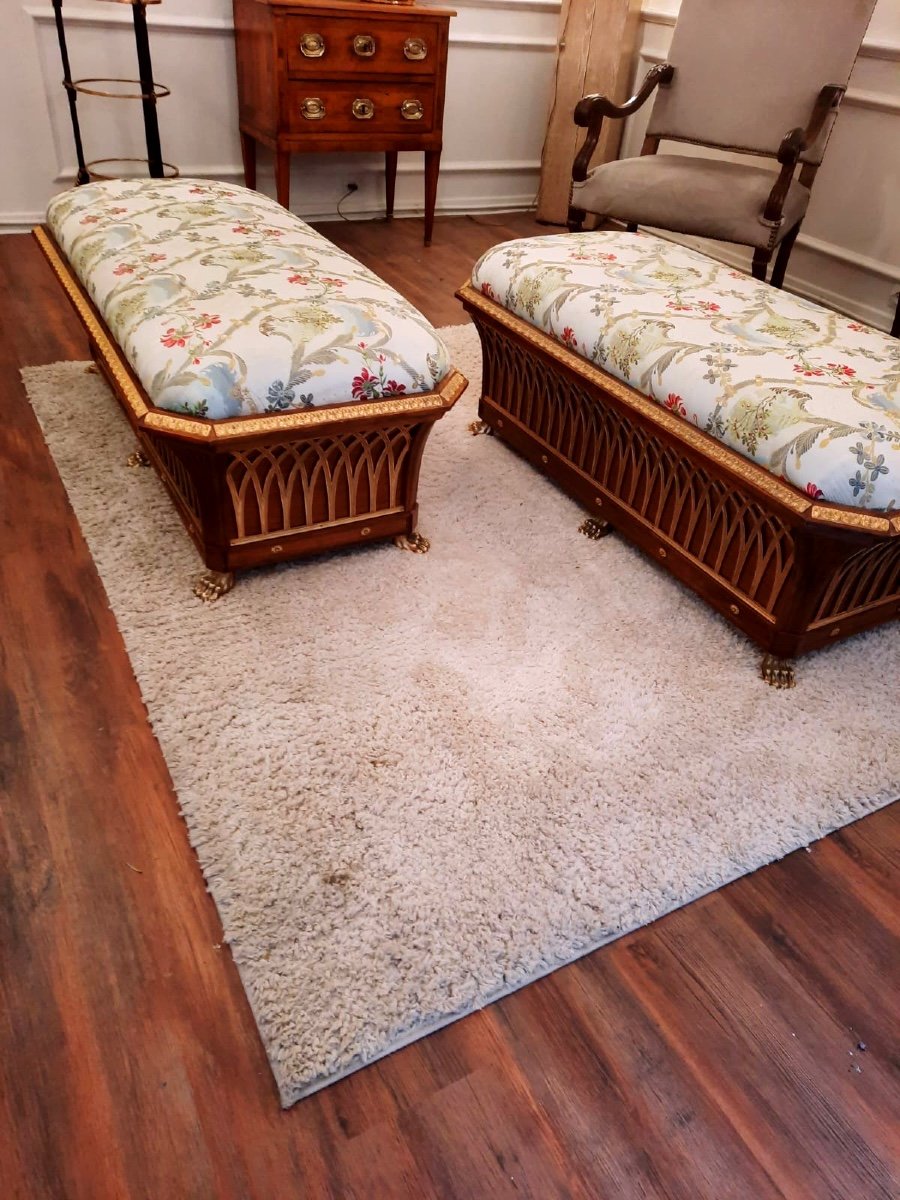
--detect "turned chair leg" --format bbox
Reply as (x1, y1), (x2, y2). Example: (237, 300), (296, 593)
(770, 224), (801, 290)
(751, 248), (772, 282)
(567, 206), (587, 233)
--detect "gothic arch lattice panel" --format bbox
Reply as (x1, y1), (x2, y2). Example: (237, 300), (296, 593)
(480, 323), (796, 615)
(225, 427), (414, 541)
(814, 541), (900, 623)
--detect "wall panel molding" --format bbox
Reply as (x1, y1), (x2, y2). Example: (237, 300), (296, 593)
(453, 0), (561, 11)
(24, 6), (233, 34)
(25, 7), (558, 50)
(638, 5), (900, 63)
(637, 48), (900, 115)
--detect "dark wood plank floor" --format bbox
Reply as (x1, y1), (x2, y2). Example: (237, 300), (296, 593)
(1, 213), (898, 1200)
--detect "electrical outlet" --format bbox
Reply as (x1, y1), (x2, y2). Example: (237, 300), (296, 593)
(346, 182), (359, 193)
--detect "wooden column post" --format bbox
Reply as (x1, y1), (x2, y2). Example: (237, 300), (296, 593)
(536, 0), (642, 226)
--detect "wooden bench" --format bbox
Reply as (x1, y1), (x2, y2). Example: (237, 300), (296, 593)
(37, 178), (466, 600)
(458, 230), (900, 686)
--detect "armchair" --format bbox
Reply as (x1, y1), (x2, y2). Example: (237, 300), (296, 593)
(567, 0), (877, 286)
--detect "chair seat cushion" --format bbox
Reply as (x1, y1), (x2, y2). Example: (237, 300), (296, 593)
(571, 155), (810, 249)
(471, 230), (900, 510)
(46, 178), (450, 420)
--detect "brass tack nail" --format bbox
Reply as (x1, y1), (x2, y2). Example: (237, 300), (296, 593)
(271, 544), (283, 553)
(361, 527), (371, 536)
(729, 604), (740, 615)
(594, 496), (603, 507)
(658, 547), (667, 558)
(830, 626), (841, 637)
(541, 454), (548, 464)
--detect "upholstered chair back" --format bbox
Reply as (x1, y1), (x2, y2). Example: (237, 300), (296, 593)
(647, 0), (877, 164)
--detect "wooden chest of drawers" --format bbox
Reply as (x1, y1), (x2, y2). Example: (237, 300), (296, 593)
(233, 0), (455, 244)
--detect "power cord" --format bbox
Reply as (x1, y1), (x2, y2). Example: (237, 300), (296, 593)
(337, 181), (358, 221)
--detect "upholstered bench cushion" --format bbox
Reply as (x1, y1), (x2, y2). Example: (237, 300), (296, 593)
(472, 231), (900, 510)
(47, 178), (450, 420)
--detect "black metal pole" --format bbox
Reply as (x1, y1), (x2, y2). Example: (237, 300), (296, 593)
(53, 0), (91, 185)
(132, 0), (164, 178)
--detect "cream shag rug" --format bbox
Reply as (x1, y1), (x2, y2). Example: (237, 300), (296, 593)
(22, 325), (899, 1105)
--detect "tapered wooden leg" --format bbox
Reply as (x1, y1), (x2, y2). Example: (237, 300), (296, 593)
(770, 223), (801, 289)
(423, 149), (441, 247)
(751, 247), (771, 282)
(385, 151), (398, 220)
(240, 130), (257, 191)
(275, 150), (291, 211)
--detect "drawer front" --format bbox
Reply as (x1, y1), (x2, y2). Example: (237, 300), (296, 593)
(284, 16), (439, 77)
(285, 81), (436, 135)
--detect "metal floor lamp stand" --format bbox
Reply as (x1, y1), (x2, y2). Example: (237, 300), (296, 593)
(52, 0), (175, 184)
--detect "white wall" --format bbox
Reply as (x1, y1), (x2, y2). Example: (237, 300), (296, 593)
(2, 0), (898, 330)
(621, 1), (900, 331)
(0, 0), (560, 229)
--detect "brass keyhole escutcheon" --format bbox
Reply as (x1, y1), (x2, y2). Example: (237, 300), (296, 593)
(300, 32), (325, 58)
(404, 37), (427, 61)
(400, 98), (424, 121)
(353, 34), (376, 57)
(301, 97), (326, 120)
(352, 98), (375, 120)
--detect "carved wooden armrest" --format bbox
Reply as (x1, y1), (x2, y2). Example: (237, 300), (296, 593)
(762, 84), (845, 225)
(572, 63), (674, 183)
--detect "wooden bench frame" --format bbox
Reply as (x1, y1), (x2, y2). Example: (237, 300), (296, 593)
(458, 283), (900, 686)
(35, 226), (466, 600)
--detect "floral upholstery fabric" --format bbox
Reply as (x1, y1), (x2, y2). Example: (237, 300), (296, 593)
(47, 178), (450, 420)
(472, 232), (900, 511)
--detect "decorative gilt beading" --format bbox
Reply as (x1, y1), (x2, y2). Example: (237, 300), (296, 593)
(459, 283), (900, 539)
(36, 226), (466, 442)
(33, 225), (149, 423)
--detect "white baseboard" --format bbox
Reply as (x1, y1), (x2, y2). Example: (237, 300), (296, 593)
(0, 195), (538, 236)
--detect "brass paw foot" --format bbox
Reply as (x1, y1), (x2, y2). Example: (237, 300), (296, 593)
(579, 517), (613, 540)
(468, 419), (494, 437)
(126, 448), (151, 468)
(193, 570), (235, 603)
(760, 654), (796, 689)
(394, 532), (430, 555)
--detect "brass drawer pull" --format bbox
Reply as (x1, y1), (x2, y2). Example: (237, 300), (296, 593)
(353, 34), (376, 57)
(300, 32), (325, 58)
(401, 98), (424, 121)
(301, 97), (326, 120)
(352, 98), (375, 120)
(404, 37), (428, 61)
